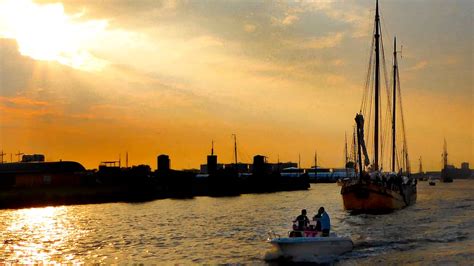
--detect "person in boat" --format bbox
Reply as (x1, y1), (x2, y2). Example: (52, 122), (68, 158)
(318, 207), (331, 237)
(294, 209), (309, 231)
(312, 212), (322, 232)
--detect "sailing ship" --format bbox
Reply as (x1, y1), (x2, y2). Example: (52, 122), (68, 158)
(340, 0), (417, 212)
(440, 139), (454, 182)
(415, 156), (429, 181)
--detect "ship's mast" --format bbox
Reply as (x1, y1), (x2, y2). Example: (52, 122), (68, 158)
(419, 156), (423, 174)
(405, 149), (410, 174)
(392, 37), (397, 172)
(353, 127), (357, 171)
(232, 134), (238, 164)
(314, 150), (318, 168)
(443, 138), (448, 169)
(374, 0), (381, 171)
(356, 119), (364, 179)
(344, 132), (348, 167)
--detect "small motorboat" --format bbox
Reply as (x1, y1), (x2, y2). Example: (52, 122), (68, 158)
(268, 231), (353, 259)
(428, 177), (436, 186)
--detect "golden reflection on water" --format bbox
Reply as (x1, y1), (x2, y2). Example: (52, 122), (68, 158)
(1, 206), (79, 264)
(0, 181), (473, 264)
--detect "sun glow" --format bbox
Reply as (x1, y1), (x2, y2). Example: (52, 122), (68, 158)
(0, 0), (108, 71)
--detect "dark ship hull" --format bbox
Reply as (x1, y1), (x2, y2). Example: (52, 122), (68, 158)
(440, 169), (453, 183)
(341, 177), (417, 212)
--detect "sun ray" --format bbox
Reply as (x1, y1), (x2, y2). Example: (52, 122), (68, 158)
(0, 0), (108, 71)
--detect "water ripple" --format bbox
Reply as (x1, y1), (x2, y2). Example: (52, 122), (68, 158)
(0, 181), (473, 264)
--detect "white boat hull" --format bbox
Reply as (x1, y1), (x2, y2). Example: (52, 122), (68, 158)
(270, 235), (353, 258)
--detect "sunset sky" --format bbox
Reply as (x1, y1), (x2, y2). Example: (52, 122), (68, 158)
(0, 0), (472, 171)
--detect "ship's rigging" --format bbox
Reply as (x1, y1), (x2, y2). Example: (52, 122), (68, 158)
(357, 0), (410, 174)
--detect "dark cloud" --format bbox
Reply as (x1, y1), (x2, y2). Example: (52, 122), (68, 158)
(0, 39), (36, 96)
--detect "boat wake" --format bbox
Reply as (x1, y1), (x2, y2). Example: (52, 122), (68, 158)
(342, 232), (470, 260)
(264, 249), (339, 264)
(354, 233), (469, 249)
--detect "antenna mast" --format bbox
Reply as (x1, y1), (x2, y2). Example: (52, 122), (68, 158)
(15, 151), (24, 162)
(211, 140), (214, 155)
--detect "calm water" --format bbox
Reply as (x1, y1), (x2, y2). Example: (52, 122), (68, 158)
(1, 180), (473, 264)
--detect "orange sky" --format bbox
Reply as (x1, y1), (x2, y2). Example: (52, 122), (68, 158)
(0, 0), (472, 171)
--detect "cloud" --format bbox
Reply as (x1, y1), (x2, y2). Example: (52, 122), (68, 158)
(0, 95), (56, 122)
(1, 1), (471, 170)
(331, 59), (345, 66)
(243, 24), (256, 33)
(282, 15), (299, 25)
(0, 96), (49, 107)
(36, 0), (179, 29)
(0, 0), (109, 71)
(326, 74), (347, 86)
(302, 32), (344, 49)
(26, 0), (351, 78)
(0, 37), (209, 122)
(271, 14), (299, 27)
(306, 1), (372, 38)
(408, 60), (429, 71)
(190, 35), (224, 48)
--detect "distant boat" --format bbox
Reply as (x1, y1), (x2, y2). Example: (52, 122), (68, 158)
(429, 178), (436, 186)
(340, 0), (417, 212)
(307, 167), (333, 182)
(333, 132), (357, 182)
(307, 139), (356, 183)
(280, 167), (306, 178)
(417, 157), (428, 181)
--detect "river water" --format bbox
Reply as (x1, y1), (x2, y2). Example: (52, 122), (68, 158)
(0, 180), (473, 264)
